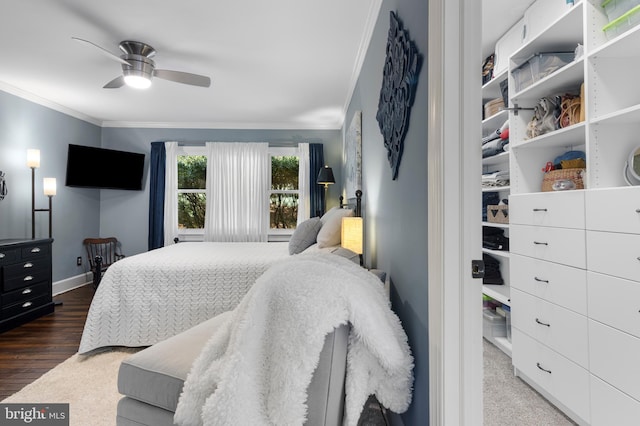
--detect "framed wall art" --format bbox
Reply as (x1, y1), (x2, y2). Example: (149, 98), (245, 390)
(376, 11), (422, 180)
(344, 111), (362, 197)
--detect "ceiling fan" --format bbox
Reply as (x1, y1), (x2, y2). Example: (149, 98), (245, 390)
(72, 37), (211, 89)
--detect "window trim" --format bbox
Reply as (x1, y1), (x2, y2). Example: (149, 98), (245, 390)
(176, 146), (207, 240)
(269, 147), (300, 236)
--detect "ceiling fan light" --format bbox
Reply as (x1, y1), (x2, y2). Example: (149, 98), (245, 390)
(124, 74), (152, 89)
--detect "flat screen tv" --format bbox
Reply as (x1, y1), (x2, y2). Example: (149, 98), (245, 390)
(65, 144), (145, 190)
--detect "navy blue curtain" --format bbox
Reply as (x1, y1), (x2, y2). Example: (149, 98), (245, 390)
(309, 143), (325, 217)
(148, 142), (166, 250)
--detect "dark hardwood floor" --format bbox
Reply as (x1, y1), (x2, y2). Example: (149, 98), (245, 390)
(0, 284), (387, 425)
(0, 285), (94, 400)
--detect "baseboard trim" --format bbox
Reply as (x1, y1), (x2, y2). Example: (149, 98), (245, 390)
(53, 273), (92, 296)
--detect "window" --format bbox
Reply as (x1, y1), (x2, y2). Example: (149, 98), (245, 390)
(270, 147), (300, 232)
(177, 147), (207, 236)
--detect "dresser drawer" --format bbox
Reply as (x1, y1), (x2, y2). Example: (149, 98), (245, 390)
(512, 289), (589, 367)
(591, 375), (640, 426)
(588, 271), (640, 339)
(1, 281), (50, 306)
(587, 231), (640, 282)
(20, 243), (50, 260)
(3, 268), (51, 292)
(0, 247), (19, 266)
(510, 191), (585, 228)
(510, 225), (586, 268)
(512, 329), (590, 422)
(589, 320), (640, 402)
(510, 254), (587, 315)
(586, 187), (640, 234)
(1, 294), (51, 320)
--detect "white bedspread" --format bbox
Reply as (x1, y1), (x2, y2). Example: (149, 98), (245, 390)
(174, 253), (413, 426)
(79, 242), (290, 354)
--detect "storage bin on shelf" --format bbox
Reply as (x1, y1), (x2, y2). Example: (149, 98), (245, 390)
(541, 168), (585, 192)
(483, 309), (507, 341)
(486, 204), (509, 224)
(512, 52), (574, 93)
(603, 5), (640, 40)
(484, 97), (505, 119)
(602, 0), (640, 22)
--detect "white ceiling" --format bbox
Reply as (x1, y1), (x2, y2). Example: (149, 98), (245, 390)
(0, 0), (381, 130)
(1, 1), (532, 130)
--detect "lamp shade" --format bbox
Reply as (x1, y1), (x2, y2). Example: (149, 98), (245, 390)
(341, 216), (363, 254)
(27, 149), (40, 168)
(43, 178), (56, 196)
(317, 166), (335, 185)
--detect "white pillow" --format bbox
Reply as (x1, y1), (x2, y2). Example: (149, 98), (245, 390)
(288, 217), (323, 255)
(319, 206), (340, 224)
(316, 208), (354, 248)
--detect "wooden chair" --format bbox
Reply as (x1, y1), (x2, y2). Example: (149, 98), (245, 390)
(83, 237), (125, 287)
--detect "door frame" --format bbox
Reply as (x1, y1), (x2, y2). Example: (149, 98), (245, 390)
(428, 0), (483, 424)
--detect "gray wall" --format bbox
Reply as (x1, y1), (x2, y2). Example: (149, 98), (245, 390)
(343, 1), (428, 424)
(0, 88), (342, 279)
(0, 91), (102, 282)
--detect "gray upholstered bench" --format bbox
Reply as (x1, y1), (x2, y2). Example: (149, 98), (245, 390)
(116, 314), (349, 426)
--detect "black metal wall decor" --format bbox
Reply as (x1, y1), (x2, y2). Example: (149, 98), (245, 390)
(376, 11), (422, 180)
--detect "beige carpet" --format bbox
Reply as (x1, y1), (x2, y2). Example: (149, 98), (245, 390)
(2, 348), (139, 426)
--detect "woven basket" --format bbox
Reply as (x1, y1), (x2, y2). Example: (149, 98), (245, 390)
(487, 204), (509, 224)
(541, 168), (585, 192)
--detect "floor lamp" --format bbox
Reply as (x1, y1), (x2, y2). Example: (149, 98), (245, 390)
(316, 165), (335, 215)
(27, 149), (56, 239)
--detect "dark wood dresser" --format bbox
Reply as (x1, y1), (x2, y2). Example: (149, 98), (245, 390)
(0, 238), (54, 332)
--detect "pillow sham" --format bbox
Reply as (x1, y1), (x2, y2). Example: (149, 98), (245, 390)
(316, 208), (354, 248)
(288, 217), (323, 255)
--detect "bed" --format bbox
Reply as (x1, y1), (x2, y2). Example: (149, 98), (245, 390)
(79, 193), (362, 354)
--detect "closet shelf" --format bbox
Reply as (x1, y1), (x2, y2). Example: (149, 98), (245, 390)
(482, 185), (510, 193)
(482, 248), (510, 259)
(482, 69), (508, 100)
(482, 151), (509, 167)
(591, 103), (640, 125)
(482, 222), (509, 229)
(510, 2), (583, 66)
(589, 22), (640, 58)
(511, 122), (585, 150)
(483, 284), (510, 306)
(510, 57), (584, 102)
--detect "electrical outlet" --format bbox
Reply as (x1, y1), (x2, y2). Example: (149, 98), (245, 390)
(77, 256), (82, 266)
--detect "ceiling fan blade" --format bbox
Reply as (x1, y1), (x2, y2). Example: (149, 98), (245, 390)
(103, 76), (125, 89)
(72, 37), (131, 66)
(153, 69), (211, 88)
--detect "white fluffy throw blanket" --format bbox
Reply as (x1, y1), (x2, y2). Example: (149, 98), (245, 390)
(174, 253), (413, 426)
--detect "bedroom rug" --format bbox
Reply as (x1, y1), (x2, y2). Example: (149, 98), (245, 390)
(1, 348), (140, 426)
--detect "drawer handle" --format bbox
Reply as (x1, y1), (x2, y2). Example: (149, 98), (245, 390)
(532, 208), (548, 212)
(22, 301), (33, 308)
(23, 275), (33, 281)
(22, 288), (32, 295)
(30, 247), (41, 253)
(534, 277), (549, 283)
(535, 318), (551, 327)
(536, 363), (552, 374)
(533, 241), (548, 246)
(23, 262), (33, 268)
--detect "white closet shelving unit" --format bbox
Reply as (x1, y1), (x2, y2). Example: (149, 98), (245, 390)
(482, 56), (511, 357)
(505, 0), (640, 424)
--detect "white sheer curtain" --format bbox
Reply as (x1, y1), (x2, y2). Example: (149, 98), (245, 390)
(163, 141), (179, 246)
(297, 143), (310, 224)
(204, 142), (270, 242)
